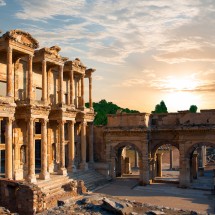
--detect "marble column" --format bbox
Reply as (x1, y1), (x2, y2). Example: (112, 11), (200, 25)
(42, 60), (47, 103)
(67, 120), (76, 172)
(88, 122), (94, 165)
(156, 153), (163, 177)
(81, 75), (85, 108)
(134, 150), (139, 168)
(80, 121), (88, 170)
(89, 75), (93, 109)
(201, 146), (207, 167)
(39, 119), (50, 180)
(170, 147), (173, 170)
(27, 118), (36, 182)
(70, 70), (74, 106)
(28, 55), (33, 100)
(59, 65), (64, 104)
(58, 120), (67, 175)
(7, 47), (13, 97)
(5, 118), (13, 179)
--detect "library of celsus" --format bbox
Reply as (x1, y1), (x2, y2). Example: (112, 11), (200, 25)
(0, 29), (95, 182)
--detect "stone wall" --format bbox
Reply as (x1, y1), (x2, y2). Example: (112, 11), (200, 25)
(0, 179), (46, 215)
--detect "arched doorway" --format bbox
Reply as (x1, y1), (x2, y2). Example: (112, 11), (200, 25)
(150, 142), (180, 183)
(187, 142), (215, 190)
(111, 142), (145, 184)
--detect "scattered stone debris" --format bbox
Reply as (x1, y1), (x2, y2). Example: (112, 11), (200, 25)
(37, 193), (205, 215)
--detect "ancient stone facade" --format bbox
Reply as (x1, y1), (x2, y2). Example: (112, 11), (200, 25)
(94, 111), (215, 188)
(0, 29), (95, 182)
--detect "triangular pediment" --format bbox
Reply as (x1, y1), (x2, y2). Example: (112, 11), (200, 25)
(2, 29), (39, 49)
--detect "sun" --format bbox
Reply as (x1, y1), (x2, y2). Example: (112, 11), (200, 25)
(162, 77), (201, 111)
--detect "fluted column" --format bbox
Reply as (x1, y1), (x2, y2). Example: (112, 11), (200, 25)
(7, 47), (13, 97)
(70, 70), (74, 106)
(27, 118), (36, 182)
(89, 75), (92, 109)
(28, 55), (33, 100)
(68, 120), (76, 172)
(39, 119), (50, 180)
(80, 121), (88, 170)
(81, 74), (85, 108)
(59, 65), (64, 104)
(42, 60), (47, 103)
(89, 122), (94, 164)
(5, 117), (13, 179)
(58, 120), (67, 175)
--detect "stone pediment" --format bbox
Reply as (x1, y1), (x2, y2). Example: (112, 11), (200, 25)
(36, 45), (68, 62)
(2, 29), (39, 49)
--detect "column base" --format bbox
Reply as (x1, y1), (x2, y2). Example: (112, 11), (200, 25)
(79, 162), (88, 170)
(58, 167), (67, 175)
(14, 169), (24, 180)
(39, 172), (50, 180)
(67, 164), (77, 173)
(26, 174), (37, 183)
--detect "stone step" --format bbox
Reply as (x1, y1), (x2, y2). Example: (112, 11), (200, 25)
(38, 178), (70, 190)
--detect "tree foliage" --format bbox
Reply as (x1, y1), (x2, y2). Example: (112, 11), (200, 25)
(189, 105), (198, 113)
(85, 99), (139, 125)
(152, 100), (168, 113)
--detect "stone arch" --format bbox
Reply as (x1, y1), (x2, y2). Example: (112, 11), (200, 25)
(185, 142), (215, 158)
(151, 140), (179, 158)
(113, 141), (143, 158)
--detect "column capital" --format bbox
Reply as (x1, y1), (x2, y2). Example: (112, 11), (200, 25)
(81, 120), (87, 126)
(6, 117), (15, 124)
(57, 120), (66, 125)
(7, 46), (12, 53)
(40, 118), (49, 125)
(28, 54), (33, 60)
(69, 120), (76, 125)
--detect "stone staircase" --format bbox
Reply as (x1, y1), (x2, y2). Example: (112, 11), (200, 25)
(68, 169), (110, 191)
(36, 173), (73, 208)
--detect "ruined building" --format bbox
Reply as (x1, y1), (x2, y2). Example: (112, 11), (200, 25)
(0, 29), (95, 182)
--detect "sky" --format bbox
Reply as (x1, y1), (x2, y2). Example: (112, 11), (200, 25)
(0, 0), (215, 113)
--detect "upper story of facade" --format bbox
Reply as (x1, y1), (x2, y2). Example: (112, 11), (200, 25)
(0, 29), (95, 112)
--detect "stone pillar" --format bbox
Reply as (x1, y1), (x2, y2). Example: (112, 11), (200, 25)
(134, 150), (139, 168)
(201, 146), (207, 167)
(170, 147), (173, 170)
(42, 60), (47, 103)
(28, 55), (33, 100)
(39, 119), (50, 180)
(27, 118), (36, 182)
(156, 153), (163, 177)
(192, 153), (198, 179)
(67, 120), (76, 172)
(0, 150), (1, 174)
(70, 70), (74, 106)
(80, 121), (88, 170)
(59, 65), (64, 104)
(89, 75), (93, 109)
(88, 122), (94, 165)
(81, 74), (85, 108)
(7, 47), (13, 97)
(179, 153), (190, 188)
(58, 120), (67, 175)
(5, 118), (13, 179)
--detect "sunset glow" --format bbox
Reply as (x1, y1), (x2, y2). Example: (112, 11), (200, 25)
(1, 0), (215, 112)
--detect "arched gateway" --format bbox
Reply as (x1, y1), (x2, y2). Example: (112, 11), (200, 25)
(95, 110), (215, 189)
(104, 113), (150, 185)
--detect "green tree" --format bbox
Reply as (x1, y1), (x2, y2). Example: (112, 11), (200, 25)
(85, 100), (139, 125)
(152, 100), (168, 113)
(189, 105), (198, 113)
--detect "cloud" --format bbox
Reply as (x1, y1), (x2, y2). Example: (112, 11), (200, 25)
(154, 39), (215, 64)
(15, 0), (201, 64)
(0, 0), (6, 6)
(121, 78), (146, 87)
(94, 75), (104, 81)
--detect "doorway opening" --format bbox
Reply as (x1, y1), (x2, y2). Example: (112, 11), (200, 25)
(35, 140), (41, 174)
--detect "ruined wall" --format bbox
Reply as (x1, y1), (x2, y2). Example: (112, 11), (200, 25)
(107, 113), (148, 128)
(0, 179), (46, 215)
